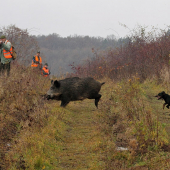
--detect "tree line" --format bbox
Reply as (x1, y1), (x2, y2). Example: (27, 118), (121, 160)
(0, 25), (132, 76)
(35, 33), (130, 75)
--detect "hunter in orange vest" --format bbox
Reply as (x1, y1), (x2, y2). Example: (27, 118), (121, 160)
(41, 63), (50, 77)
(0, 35), (13, 76)
(31, 51), (42, 69)
(3, 40), (13, 59)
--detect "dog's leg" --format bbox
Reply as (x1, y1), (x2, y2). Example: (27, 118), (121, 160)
(166, 105), (170, 109)
(163, 103), (166, 109)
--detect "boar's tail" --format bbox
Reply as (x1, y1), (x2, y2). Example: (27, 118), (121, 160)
(101, 82), (105, 86)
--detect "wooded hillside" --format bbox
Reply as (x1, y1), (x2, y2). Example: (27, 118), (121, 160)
(35, 33), (129, 75)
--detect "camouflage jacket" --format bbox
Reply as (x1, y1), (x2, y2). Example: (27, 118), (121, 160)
(0, 40), (13, 64)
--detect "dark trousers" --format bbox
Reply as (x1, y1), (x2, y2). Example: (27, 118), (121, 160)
(0, 62), (11, 76)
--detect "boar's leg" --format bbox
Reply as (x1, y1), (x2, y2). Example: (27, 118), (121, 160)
(88, 93), (102, 108)
(95, 94), (101, 108)
(166, 104), (170, 109)
(60, 97), (70, 107)
(60, 100), (69, 107)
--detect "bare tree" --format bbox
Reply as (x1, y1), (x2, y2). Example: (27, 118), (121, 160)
(0, 25), (39, 65)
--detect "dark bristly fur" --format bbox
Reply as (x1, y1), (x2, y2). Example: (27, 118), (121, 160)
(46, 77), (105, 108)
(155, 91), (170, 109)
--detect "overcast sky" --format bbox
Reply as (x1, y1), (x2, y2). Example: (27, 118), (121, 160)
(1, 0), (170, 38)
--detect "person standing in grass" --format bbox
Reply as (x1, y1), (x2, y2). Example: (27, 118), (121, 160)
(41, 63), (50, 77)
(0, 35), (13, 76)
(31, 51), (42, 70)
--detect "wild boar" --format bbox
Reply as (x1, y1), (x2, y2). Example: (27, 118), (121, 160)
(46, 77), (105, 108)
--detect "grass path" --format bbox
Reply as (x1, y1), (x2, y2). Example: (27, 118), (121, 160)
(10, 79), (170, 170)
(52, 100), (106, 170)
(48, 80), (170, 170)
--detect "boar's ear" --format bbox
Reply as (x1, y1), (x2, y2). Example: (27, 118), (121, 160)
(54, 80), (60, 88)
(51, 80), (54, 84)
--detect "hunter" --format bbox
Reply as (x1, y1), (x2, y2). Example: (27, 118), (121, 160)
(0, 35), (13, 76)
(31, 51), (42, 70)
(41, 63), (50, 77)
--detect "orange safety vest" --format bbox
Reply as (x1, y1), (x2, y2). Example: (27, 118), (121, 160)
(3, 40), (13, 59)
(31, 55), (42, 67)
(41, 66), (49, 77)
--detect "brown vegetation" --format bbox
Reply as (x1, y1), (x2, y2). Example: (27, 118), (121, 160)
(0, 63), (50, 169)
(1, 25), (170, 169)
(70, 26), (170, 82)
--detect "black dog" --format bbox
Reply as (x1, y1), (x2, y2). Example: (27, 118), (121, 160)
(155, 91), (170, 109)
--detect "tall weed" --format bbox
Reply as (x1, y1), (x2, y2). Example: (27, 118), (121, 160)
(0, 63), (50, 169)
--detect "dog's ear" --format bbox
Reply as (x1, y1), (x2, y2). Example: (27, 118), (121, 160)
(162, 91), (165, 94)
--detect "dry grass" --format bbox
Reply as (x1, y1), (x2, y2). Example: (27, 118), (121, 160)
(1, 66), (170, 170)
(0, 64), (50, 169)
(97, 74), (170, 170)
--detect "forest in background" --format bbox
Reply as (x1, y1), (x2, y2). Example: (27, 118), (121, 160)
(35, 33), (130, 75)
(1, 25), (170, 78)
(0, 25), (129, 76)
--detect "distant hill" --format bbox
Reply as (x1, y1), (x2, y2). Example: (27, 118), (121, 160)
(35, 33), (129, 76)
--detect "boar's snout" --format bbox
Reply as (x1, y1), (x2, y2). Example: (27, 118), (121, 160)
(46, 95), (51, 100)
(46, 88), (61, 100)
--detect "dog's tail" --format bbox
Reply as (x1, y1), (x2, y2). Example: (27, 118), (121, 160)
(101, 82), (105, 86)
